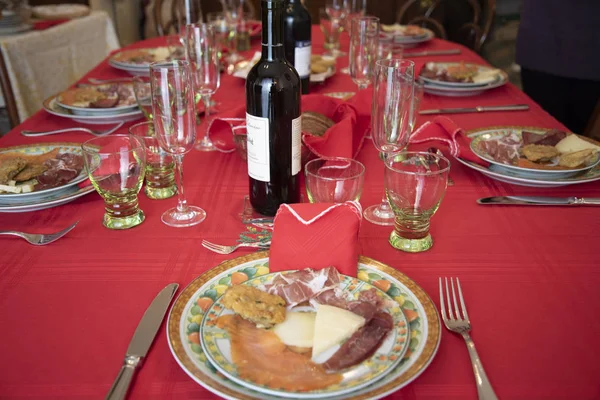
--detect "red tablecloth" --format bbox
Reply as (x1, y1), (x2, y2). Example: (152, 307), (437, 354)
(1, 27), (599, 400)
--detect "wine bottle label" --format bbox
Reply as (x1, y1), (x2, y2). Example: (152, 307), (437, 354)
(294, 40), (311, 79)
(246, 113), (270, 182)
(292, 115), (301, 176)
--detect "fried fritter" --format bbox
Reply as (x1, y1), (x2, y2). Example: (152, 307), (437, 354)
(0, 157), (27, 184)
(13, 163), (47, 182)
(311, 61), (329, 74)
(221, 285), (286, 328)
(522, 144), (559, 162)
(559, 149), (596, 168)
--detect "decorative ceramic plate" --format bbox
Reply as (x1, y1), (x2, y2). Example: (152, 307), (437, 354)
(109, 47), (176, 76)
(382, 27), (434, 47)
(200, 271), (409, 398)
(458, 126), (600, 187)
(470, 128), (600, 180)
(420, 63), (501, 88)
(0, 185), (95, 213)
(422, 71), (508, 97)
(167, 252), (441, 400)
(0, 143), (88, 200)
(43, 95), (143, 125)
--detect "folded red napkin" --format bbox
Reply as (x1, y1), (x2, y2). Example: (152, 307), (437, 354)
(33, 19), (69, 30)
(269, 201), (362, 277)
(207, 93), (372, 159)
(409, 116), (489, 166)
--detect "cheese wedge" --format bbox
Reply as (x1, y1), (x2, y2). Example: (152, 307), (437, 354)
(555, 135), (600, 154)
(273, 311), (316, 348)
(311, 304), (365, 361)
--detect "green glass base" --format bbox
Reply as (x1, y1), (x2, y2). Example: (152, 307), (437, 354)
(145, 185), (177, 200)
(389, 230), (433, 253)
(103, 209), (145, 230)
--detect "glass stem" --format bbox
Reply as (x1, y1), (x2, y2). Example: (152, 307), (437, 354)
(202, 94), (211, 120)
(174, 154), (188, 213)
(378, 192), (392, 212)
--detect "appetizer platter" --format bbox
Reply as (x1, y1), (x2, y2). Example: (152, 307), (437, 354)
(55, 83), (138, 116)
(420, 62), (508, 97)
(167, 252), (441, 400)
(380, 24), (434, 47)
(0, 143), (87, 199)
(233, 53), (336, 83)
(459, 126), (600, 187)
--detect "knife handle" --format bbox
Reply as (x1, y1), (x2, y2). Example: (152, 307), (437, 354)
(575, 197), (600, 205)
(480, 104), (529, 112)
(105, 356), (141, 400)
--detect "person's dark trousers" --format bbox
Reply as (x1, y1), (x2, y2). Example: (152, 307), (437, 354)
(521, 68), (600, 135)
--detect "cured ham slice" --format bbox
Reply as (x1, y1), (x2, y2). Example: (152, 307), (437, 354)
(265, 267), (342, 307)
(323, 311), (394, 372)
(478, 134), (521, 165)
(522, 129), (567, 147)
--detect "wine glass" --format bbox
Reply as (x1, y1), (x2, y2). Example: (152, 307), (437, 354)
(322, 0), (347, 57)
(220, 0), (245, 65)
(167, 0), (203, 55)
(150, 60), (206, 227)
(349, 16), (379, 90)
(186, 23), (221, 151)
(343, 0), (367, 31)
(364, 59), (415, 226)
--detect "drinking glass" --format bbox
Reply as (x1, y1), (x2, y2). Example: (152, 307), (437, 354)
(186, 23), (221, 151)
(321, 2), (346, 57)
(378, 37), (404, 60)
(349, 16), (380, 90)
(385, 151), (449, 252)
(364, 59), (415, 226)
(150, 60), (206, 227)
(133, 76), (152, 120)
(343, 0), (367, 32)
(305, 157), (365, 203)
(82, 135), (146, 230)
(207, 12), (231, 63)
(129, 121), (177, 200)
(219, 0), (245, 64)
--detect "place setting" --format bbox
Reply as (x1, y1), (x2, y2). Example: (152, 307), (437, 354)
(419, 62), (508, 97)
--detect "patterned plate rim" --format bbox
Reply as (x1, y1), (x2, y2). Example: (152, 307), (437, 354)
(199, 271), (409, 398)
(43, 95), (143, 119)
(167, 251), (441, 400)
(422, 71), (508, 92)
(469, 128), (599, 175)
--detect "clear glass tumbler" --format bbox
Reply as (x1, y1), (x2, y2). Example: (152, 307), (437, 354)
(305, 157), (365, 203)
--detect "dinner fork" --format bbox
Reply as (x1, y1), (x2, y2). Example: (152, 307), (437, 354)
(0, 221), (79, 246)
(201, 239), (271, 255)
(439, 277), (498, 400)
(21, 122), (124, 137)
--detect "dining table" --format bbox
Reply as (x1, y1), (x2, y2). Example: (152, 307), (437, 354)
(1, 26), (599, 400)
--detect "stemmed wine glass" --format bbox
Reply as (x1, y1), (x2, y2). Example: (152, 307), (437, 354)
(166, 0), (203, 57)
(343, 0), (367, 31)
(186, 23), (221, 151)
(364, 59), (415, 226)
(150, 60), (207, 227)
(349, 16), (379, 90)
(219, 0), (245, 65)
(323, 0), (348, 57)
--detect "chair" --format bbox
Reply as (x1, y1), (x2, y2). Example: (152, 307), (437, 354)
(153, 0), (257, 36)
(396, 0), (496, 52)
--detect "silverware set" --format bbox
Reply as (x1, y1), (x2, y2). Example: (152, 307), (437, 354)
(439, 277), (498, 400)
(0, 220), (79, 245)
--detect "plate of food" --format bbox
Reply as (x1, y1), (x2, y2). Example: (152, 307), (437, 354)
(420, 62), (503, 87)
(471, 127), (600, 179)
(43, 93), (143, 125)
(0, 143), (88, 200)
(421, 69), (508, 97)
(55, 83), (138, 116)
(233, 53), (336, 83)
(109, 47), (180, 76)
(457, 126), (600, 187)
(380, 24), (434, 47)
(167, 252), (441, 400)
(0, 185), (95, 213)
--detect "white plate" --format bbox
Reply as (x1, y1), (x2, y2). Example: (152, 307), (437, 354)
(423, 71), (508, 97)
(0, 185), (95, 212)
(470, 128), (600, 180)
(420, 63), (501, 88)
(233, 52), (336, 83)
(382, 27), (434, 48)
(0, 143), (88, 200)
(457, 126), (600, 187)
(43, 95), (143, 125)
(167, 252), (441, 400)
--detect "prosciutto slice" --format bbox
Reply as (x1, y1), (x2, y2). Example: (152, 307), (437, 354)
(478, 134), (521, 165)
(265, 267), (341, 308)
(323, 311), (394, 372)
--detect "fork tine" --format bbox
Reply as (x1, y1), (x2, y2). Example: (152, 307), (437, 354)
(444, 277), (455, 320)
(450, 277), (462, 320)
(201, 240), (231, 254)
(39, 220), (79, 245)
(438, 277), (448, 322)
(456, 277), (470, 321)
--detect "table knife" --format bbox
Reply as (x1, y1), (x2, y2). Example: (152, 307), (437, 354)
(404, 49), (461, 57)
(105, 283), (179, 400)
(420, 104), (530, 115)
(477, 196), (600, 206)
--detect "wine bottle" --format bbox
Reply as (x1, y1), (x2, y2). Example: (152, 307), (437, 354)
(246, 0), (302, 216)
(283, 0), (312, 94)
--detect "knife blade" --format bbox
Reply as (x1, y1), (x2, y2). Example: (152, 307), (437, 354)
(420, 104), (530, 115)
(477, 196), (600, 205)
(404, 49), (461, 57)
(105, 283), (179, 400)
